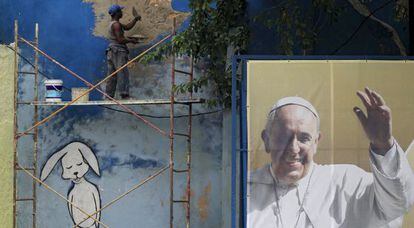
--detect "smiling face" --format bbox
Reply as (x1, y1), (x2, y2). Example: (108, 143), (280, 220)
(61, 150), (90, 182)
(262, 105), (321, 185)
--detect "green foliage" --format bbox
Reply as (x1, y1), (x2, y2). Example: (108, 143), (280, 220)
(254, 0), (409, 55)
(254, 0), (341, 55)
(141, 0), (248, 107)
(395, 0), (408, 22)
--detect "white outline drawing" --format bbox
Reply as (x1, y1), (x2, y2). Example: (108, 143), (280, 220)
(40, 141), (101, 228)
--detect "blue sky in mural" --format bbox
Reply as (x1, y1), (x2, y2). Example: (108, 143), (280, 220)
(0, 0), (105, 120)
(1, 0), (103, 89)
(172, 0), (190, 12)
(0, 0), (191, 118)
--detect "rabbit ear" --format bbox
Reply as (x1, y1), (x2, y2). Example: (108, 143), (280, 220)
(78, 142), (100, 176)
(40, 147), (68, 181)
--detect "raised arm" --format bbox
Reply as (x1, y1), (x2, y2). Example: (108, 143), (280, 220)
(350, 87), (414, 225)
(112, 22), (137, 44)
(122, 15), (141, 31)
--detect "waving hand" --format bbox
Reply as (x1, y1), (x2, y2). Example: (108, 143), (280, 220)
(354, 87), (394, 155)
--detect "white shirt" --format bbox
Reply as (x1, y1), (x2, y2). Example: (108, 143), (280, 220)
(247, 141), (414, 228)
(269, 163), (314, 228)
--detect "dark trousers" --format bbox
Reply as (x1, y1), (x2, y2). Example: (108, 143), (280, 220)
(106, 46), (129, 98)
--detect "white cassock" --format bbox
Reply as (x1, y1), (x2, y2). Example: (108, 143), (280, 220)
(247, 141), (414, 228)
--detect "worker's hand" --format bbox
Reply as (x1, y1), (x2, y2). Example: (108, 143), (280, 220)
(354, 87), (393, 155)
(132, 7), (141, 21)
(129, 38), (139, 44)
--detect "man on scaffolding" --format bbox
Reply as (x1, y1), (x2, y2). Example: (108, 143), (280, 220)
(106, 4), (141, 99)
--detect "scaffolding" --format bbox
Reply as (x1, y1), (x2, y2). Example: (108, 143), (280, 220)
(12, 18), (198, 227)
(13, 20), (39, 228)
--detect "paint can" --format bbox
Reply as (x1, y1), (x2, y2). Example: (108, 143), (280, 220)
(44, 79), (63, 102)
(71, 87), (89, 103)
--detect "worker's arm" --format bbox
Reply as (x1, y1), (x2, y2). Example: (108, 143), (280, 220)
(122, 15), (141, 31)
(112, 22), (137, 44)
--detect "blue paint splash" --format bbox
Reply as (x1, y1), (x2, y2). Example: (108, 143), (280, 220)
(100, 153), (161, 173)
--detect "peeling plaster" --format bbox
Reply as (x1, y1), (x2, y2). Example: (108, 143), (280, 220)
(83, 0), (189, 46)
(197, 182), (211, 222)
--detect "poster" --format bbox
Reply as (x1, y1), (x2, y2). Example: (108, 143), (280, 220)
(244, 60), (414, 227)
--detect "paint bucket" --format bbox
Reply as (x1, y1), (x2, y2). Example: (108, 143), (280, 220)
(71, 87), (89, 103)
(44, 79), (63, 102)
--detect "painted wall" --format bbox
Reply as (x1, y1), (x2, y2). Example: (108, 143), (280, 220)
(0, 45), (15, 228)
(0, 0), (224, 227)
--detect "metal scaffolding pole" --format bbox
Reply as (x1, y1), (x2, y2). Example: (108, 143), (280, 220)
(185, 57), (194, 228)
(32, 22), (39, 228)
(12, 19), (19, 228)
(170, 17), (194, 228)
(169, 17), (176, 228)
(13, 21), (40, 228)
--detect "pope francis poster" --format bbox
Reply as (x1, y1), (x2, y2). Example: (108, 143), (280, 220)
(245, 60), (414, 228)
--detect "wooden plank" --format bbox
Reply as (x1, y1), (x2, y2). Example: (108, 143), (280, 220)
(29, 98), (204, 106)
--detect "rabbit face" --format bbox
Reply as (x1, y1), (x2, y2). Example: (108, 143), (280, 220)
(41, 141), (100, 183)
(61, 150), (90, 181)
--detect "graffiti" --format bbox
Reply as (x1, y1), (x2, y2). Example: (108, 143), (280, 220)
(40, 141), (101, 228)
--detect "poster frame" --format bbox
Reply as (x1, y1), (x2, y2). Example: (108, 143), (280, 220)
(230, 55), (414, 228)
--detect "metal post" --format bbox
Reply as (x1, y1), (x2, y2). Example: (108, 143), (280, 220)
(169, 17), (176, 228)
(185, 57), (194, 228)
(12, 20), (19, 228)
(410, 0), (414, 55)
(32, 22), (39, 228)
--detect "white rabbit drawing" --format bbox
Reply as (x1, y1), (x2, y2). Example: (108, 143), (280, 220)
(40, 141), (101, 228)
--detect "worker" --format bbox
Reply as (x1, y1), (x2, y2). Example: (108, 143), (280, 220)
(106, 4), (141, 99)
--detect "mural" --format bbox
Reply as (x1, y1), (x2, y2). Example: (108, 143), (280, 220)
(40, 142), (101, 228)
(1, 1), (223, 227)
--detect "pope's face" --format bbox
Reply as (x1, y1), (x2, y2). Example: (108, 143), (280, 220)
(262, 105), (320, 185)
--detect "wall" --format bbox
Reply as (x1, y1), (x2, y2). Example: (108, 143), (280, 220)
(0, 0), (224, 227)
(0, 45), (15, 228)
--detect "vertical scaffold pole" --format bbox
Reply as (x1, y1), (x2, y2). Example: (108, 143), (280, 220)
(185, 57), (194, 228)
(32, 22), (39, 228)
(12, 20), (19, 228)
(169, 17), (177, 228)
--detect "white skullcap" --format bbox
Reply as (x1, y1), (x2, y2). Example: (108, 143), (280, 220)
(269, 96), (319, 123)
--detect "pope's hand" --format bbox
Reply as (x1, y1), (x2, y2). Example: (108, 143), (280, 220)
(354, 87), (393, 155)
